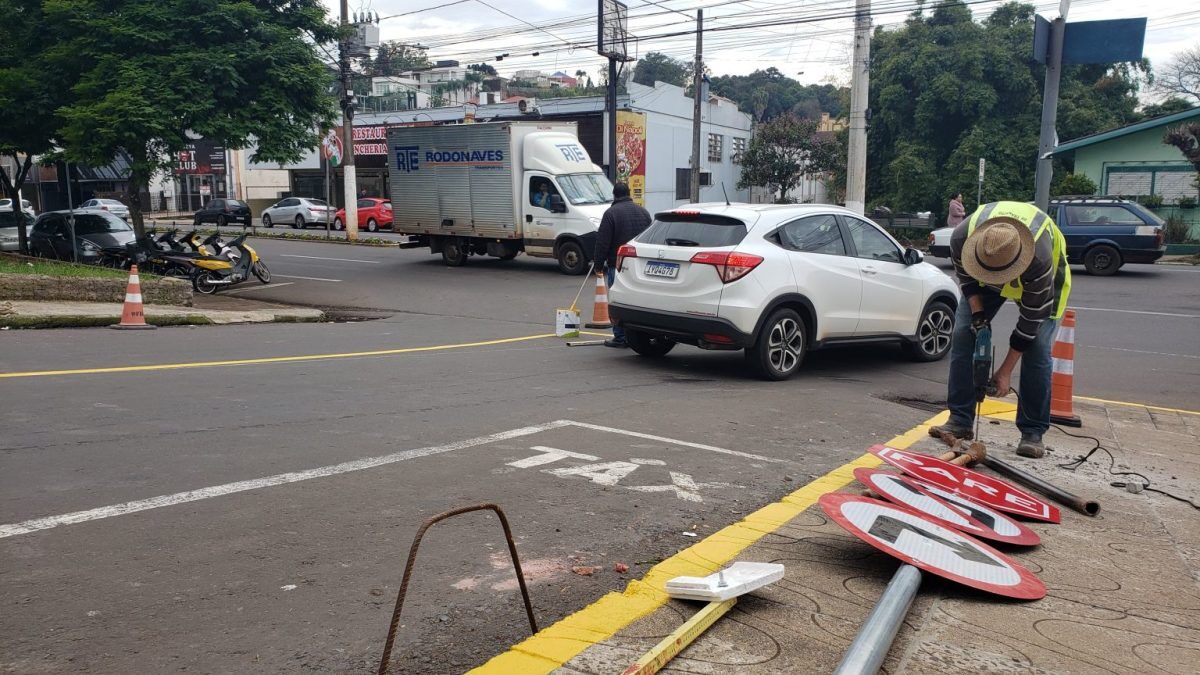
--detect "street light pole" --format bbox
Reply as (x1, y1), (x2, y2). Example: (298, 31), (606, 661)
(845, 0), (871, 214)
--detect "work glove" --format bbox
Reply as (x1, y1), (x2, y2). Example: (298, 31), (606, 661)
(970, 311), (990, 335)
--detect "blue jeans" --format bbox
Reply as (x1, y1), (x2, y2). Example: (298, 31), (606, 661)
(946, 297), (1060, 439)
(605, 266), (624, 341)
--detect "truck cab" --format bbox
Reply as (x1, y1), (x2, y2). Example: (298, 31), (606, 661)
(520, 133), (613, 274)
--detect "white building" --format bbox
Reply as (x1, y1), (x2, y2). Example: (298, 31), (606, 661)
(398, 62), (481, 107)
(627, 81), (754, 213)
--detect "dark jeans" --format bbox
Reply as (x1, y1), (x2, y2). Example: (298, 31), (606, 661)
(605, 266), (624, 341)
(946, 296), (1060, 439)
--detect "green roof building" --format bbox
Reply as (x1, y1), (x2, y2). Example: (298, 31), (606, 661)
(1053, 107), (1199, 203)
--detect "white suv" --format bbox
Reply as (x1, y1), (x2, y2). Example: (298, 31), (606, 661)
(608, 204), (960, 380)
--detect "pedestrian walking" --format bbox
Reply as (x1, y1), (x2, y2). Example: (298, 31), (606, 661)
(947, 193), (966, 227)
(929, 201), (1072, 459)
(593, 182), (651, 348)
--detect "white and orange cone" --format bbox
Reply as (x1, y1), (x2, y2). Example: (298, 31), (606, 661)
(1049, 309), (1079, 426)
(585, 274), (612, 329)
(110, 264), (156, 330)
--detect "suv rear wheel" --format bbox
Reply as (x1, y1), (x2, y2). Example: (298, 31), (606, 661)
(747, 308), (806, 380)
(904, 301), (954, 362)
(625, 329), (676, 358)
(1084, 244), (1121, 276)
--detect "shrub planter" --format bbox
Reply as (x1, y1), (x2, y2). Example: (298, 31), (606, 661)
(1165, 243), (1200, 255)
(0, 273), (192, 305)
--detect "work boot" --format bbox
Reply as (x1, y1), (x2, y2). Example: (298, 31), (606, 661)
(604, 338), (627, 349)
(928, 423), (973, 442)
(1016, 434), (1046, 458)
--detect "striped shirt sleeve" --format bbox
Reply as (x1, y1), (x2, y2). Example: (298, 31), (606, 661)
(949, 222), (980, 298)
(1009, 228), (1056, 352)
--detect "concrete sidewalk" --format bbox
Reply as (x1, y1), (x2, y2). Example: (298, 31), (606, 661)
(490, 398), (1199, 674)
(1, 296), (323, 328)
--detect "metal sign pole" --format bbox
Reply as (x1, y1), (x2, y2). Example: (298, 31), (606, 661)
(833, 564), (922, 675)
(66, 160), (78, 263)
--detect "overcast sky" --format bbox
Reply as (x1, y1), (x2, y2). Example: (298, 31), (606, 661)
(323, 0), (1197, 91)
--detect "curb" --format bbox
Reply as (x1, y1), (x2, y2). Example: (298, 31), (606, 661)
(0, 310), (325, 329)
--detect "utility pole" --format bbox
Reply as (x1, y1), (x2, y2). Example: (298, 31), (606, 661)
(606, 57), (618, 183)
(689, 9), (703, 203)
(845, 0), (870, 214)
(339, 0), (359, 240)
(1034, 2), (1070, 211)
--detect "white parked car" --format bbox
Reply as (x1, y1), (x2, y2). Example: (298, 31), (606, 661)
(0, 198), (36, 217)
(928, 226), (953, 257)
(608, 204), (960, 380)
(79, 198), (130, 220)
(260, 197), (334, 229)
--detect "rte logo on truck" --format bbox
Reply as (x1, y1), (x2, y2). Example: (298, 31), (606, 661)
(556, 144), (588, 163)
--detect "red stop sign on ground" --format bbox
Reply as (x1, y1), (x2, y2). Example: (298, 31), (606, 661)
(869, 445), (1061, 523)
(820, 493), (1046, 600)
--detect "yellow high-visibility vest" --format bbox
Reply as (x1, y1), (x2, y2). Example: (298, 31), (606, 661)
(965, 201), (1071, 319)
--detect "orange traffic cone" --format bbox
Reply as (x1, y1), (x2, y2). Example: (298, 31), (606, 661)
(585, 274), (612, 329)
(110, 264), (156, 330)
(1049, 309), (1079, 426)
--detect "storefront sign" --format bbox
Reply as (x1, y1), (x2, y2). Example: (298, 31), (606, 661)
(616, 111), (647, 206)
(351, 125), (391, 156)
(175, 139), (227, 175)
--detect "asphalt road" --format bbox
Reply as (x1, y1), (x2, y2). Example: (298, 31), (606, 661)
(1, 239), (1196, 672)
(229, 237), (1198, 408)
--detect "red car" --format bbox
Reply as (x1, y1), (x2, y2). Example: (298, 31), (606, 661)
(333, 198), (393, 232)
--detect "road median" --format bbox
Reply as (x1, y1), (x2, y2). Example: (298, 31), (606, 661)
(0, 299), (323, 329)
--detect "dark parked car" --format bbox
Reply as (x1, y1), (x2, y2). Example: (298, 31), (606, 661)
(28, 210), (136, 262)
(193, 198), (252, 227)
(1049, 196), (1167, 275)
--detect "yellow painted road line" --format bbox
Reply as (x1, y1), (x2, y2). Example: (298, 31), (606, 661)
(1076, 395), (1200, 417)
(0, 333), (556, 379)
(468, 409), (952, 675)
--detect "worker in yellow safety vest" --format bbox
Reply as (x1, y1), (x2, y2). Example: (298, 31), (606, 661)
(930, 201), (1072, 458)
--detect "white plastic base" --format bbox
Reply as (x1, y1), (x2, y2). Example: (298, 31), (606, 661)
(665, 562), (785, 602)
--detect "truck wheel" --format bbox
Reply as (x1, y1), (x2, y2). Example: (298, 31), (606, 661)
(442, 238), (468, 266)
(1084, 245), (1121, 276)
(556, 240), (587, 275)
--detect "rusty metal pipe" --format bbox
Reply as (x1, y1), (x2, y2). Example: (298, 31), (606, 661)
(377, 503), (538, 674)
(982, 456), (1100, 516)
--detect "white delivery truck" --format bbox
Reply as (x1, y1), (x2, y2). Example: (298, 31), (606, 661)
(387, 121), (613, 275)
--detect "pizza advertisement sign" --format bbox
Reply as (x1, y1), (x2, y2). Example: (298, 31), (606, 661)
(854, 468), (1040, 546)
(820, 493), (1046, 600)
(869, 445), (1061, 523)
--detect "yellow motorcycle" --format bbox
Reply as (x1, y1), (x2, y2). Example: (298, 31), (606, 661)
(188, 234), (270, 294)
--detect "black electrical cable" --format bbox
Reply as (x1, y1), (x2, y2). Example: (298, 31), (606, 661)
(998, 386), (1198, 511)
(1051, 424), (1200, 510)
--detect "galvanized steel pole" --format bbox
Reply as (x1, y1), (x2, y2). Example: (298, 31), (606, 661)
(833, 564), (922, 675)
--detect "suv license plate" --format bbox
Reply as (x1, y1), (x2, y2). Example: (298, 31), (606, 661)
(645, 261), (679, 278)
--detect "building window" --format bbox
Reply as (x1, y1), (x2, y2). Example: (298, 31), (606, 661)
(1105, 164), (1198, 203)
(732, 137), (747, 164)
(708, 133), (724, 162)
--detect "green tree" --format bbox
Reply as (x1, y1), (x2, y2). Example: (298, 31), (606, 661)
(367, 42), (431, 77)
(866, 1), (1145, 218)
(736, 114), (835, 202)
(468, 63), (497, 77)
(0, 0), (66, 252)
(632, 52), (690, 88)
(1051, 172), (1098, 196)
(709, 68), (845, 121)
(1141, 97), (1196, 119)
(46, 0), (339, 235)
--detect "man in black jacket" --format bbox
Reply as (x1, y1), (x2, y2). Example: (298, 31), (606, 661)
(593, 182), (652, 348)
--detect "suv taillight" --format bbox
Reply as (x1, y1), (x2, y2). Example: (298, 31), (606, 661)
(928, 232), (935, 246)
(616, 244), (637, 271)
(690, 251), (764, 283)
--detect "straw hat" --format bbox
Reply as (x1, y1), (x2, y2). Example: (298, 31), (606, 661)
(961, 216), (1036, 286)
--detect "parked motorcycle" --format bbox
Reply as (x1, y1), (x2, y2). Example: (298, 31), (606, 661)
(188, 234), (270, 294)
